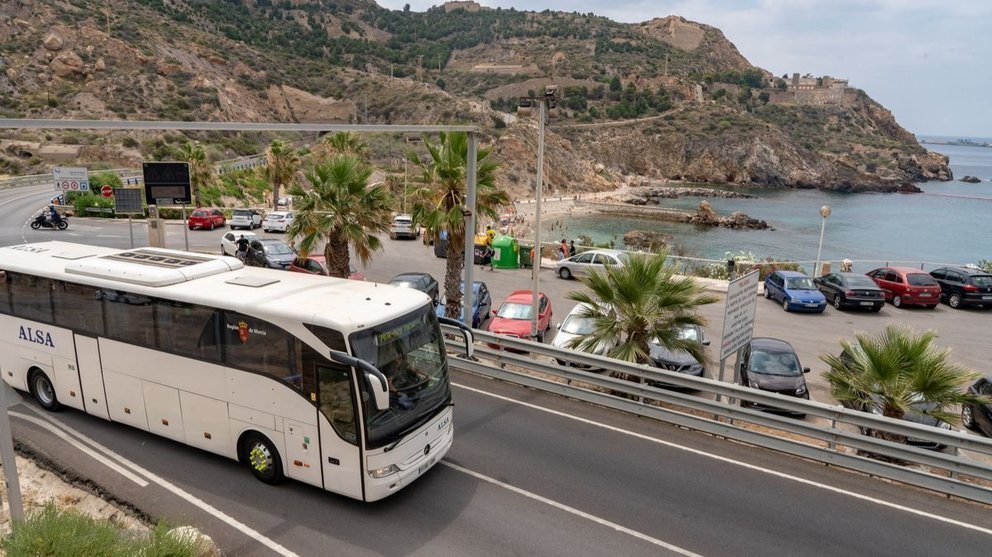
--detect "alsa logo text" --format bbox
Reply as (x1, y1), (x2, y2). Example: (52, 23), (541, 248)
(18, 326), (55, 348)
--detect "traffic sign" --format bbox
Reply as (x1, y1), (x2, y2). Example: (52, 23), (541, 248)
(719, 270), (759, 361)
(113, 188), (143, 214)
(53, 167), (89, 192)
(101, 185), (114, 198)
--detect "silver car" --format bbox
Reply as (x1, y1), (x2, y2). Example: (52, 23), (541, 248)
(556, 249), (629, 280)
(648, 324), (709, 379)
(552, 303), (615, 369)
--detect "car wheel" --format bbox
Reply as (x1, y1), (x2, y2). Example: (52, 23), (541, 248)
(558, 267), (572, 280)
(764, 287), (771, 299)
(28, 369), (61, 411)
(948, 292), (962, 309)
(892, 295), (902, 308)
(833, 295), (844, 310)
(221, 245), (226, 255)
(241, 432), (285, 485)
(782, 299), (790, 312)
(962, 404), (977, 430)
(209, 222), (215, 231)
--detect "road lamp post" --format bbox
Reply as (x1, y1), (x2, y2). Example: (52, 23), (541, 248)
(814, 205), (831, 277)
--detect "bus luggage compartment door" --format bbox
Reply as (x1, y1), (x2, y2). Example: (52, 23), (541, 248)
(285, 420), (321, 488)
(74, 335), (109, 419)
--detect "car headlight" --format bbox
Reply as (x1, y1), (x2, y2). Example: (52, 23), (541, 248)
(368, 464), (400, 479)
(938, 421), (952, 430)
(749, 379), (760, 388)
(796, 384), (807, 395)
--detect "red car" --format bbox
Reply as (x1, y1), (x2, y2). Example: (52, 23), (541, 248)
(287, 255), (365, 281)
(867, 267), (941, 309)
(487, 289), (553, 343)
(187, 208), (226, 230)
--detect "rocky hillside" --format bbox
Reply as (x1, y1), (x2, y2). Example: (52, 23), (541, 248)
(0, 0), (951, 196)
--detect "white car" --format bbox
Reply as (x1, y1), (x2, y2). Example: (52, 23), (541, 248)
(221, 230), (258, 256)
(551, 303), (615, 370)
(263, 211), (294, 232)
(230, 208), (263, 230)
(389, 214), (420, 240)
(556, 249), (630, 280)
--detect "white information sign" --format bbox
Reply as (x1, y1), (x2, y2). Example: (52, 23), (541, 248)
(719, 270), (759, 361)
(52, 166), (89, 192)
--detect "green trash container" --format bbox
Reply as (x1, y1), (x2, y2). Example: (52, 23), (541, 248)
(518, 241), (534, 268)
(492, 235), (519, 269)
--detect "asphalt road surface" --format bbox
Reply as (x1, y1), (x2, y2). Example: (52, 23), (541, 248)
(3, 185), (992, 555)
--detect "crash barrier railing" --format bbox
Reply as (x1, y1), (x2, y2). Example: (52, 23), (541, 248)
(440, 325), (992, 505)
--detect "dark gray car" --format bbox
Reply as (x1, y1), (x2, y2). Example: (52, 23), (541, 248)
(389, 272), (439, 305)
(247, 238), (296, 269)
(648, 324), (709, 380)
(813, 272), (885, 311)
(738, 338), (810, 416)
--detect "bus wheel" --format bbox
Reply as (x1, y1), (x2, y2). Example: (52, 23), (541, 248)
(28, 369), (61, 411)
(242, 433), (284, 485)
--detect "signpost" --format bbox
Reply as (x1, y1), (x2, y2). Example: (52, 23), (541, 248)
(100, 184), (114, 198)
(114, 188), (144, 248)
(717, 270), (759, 403)
(143, 162), (192, 250)
(53, 166), (89, 192)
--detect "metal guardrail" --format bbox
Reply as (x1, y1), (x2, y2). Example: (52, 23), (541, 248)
(441, 325), (992, 504)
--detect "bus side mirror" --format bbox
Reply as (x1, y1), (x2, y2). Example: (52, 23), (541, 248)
(366, 373), (390, 411)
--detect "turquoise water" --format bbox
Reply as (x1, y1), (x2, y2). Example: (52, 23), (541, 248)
(548, 141), (992, 270)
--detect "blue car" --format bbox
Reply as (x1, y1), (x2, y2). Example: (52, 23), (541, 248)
(435, 281), (493, 328)
(764, 270), (826, 313)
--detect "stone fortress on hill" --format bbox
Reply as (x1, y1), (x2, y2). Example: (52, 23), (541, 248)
(777, 73), (851, 106)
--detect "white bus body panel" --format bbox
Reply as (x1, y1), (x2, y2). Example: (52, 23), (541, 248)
(74, 335), (109, 419)
(285, 419), (322, 487)
(181, 392), (234, 458)
(51, 355), (85, 411)
(100, 339), (228, 400)
(364, 406), (453, 502)
(143, 382), (185, 444)
(103, 370), (149, 431)
(225, 370), (316, 427)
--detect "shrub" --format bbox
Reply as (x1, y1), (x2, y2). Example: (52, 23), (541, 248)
(73, 194), (116, 217)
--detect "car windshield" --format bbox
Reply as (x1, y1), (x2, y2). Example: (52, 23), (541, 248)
(497, 303), (533, 320)
(391, 280), (421, 290)
(349, 306), (449, 450)
(787, 277), (815, 290)
(234, 210), (251, 216)
(561, 313), (596, 335)
(907, 274), (937, 286)
(844, 276), (877, 288)
(262, 243), (293, 255)
(750, 349), (803, 376)
(192, 210), (208, 217)
(677, 326), (700, 342)
(971, 275), (992, 287)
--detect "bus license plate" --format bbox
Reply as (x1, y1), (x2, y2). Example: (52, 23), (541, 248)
(417, 456), (436, 476)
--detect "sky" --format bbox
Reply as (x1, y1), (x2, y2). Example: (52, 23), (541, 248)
(375, 0), (991, 137)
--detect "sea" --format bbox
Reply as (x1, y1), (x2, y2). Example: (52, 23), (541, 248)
(547, 136), (992, 271)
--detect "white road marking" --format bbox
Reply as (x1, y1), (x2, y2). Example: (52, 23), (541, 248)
(442, 461), (703, 556)
(20, 406), (300, 557)
(11, 412), (149, 487)
(453, 382), (992, 537)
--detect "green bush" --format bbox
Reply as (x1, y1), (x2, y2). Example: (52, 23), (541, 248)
(1, 503), (199, 557)
(73, 194), (116, 217)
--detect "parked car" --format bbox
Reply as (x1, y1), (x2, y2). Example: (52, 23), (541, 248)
(764, 270), (826, 313)
(836, 347), (951, 449)
(434, 281), (492, 328)
(738, 338), (810, 416)
(867, 267), (941, 308)
(962, 373), (992, 437)
(246, 238), (296, 269)
(551, 303), (615, 369)
(555, 249), (630, 280)
(187, 208), (226, 230)
(812, 272), (885, 311)
(389, 214), (420, 240)
(388, 272), (439, 305)
(220, 231), (257, 257)
(487, 290), (553, 342)
(648, 324), (709, 381)
(287, 255), (364, 281)
(929, 266), (992, 309)
(262, 211), (294, 233)
(230, 208), (263, 230)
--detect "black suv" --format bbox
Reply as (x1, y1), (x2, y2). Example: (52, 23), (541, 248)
(929, 266), (992, 309)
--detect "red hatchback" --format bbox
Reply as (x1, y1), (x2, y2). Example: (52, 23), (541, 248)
(487, 289), (553, 342)
(867, 267), (941, 309)
(187, 208), (226, 230)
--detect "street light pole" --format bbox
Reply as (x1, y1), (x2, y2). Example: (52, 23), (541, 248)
(814, 204), (831, 277)
(531, 99), (547, 340)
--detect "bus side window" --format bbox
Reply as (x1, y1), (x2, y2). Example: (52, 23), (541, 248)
(317, 364), (357, 445)
(159, 301), (222, 363)
(101, 290), (156, 347)
(7, 272), (54, 323)
(52, 281), (105, 336)
(0, 270), (11, 315)
(221, 311), (298, 390)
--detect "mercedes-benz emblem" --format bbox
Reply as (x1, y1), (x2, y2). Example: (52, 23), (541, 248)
(424, 444), (431, 456)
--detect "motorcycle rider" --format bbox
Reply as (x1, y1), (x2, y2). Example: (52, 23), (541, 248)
(47, 204), (62, 225)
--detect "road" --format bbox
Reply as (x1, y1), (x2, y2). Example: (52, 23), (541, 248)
(3, 185), (992, 555)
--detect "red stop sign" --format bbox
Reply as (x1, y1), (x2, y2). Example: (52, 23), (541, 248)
(101, 185), (113, 198)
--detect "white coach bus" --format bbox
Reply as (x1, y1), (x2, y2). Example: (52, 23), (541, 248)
(0, 241), (472, 502)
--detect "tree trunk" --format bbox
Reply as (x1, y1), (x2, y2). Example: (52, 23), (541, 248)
(444, 227), (465, 320)
(272, 183), (280, 211)
(325, 232), (351, 279)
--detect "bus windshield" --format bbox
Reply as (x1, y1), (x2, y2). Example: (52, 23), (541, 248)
(350, 305), (450, 449)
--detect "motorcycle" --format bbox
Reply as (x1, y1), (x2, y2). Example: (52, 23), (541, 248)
(30, 213), (69, 231)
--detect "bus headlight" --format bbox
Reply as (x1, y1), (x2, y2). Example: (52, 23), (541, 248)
(369, 464), (400, 479)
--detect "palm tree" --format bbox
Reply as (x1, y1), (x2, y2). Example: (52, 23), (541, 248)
(177, 141), (212, 208)
(285, 155), (392, 278)
(822, 326), (985, 437)
(312, 131), (368, 163)
(565, 251), (717, 372)
(264, 139), (300, 210)
(407, 132), (508, 319)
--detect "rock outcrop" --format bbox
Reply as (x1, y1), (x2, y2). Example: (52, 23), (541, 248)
(688, 200), (768, 229)
(49, 51), (84, 78)
(961, 175), (982, 183)
(623, 230), (673, 250)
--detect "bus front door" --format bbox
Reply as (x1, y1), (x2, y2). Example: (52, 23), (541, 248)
(317, 365), (362, 499)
